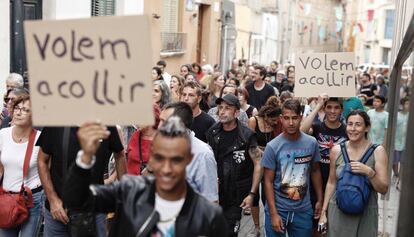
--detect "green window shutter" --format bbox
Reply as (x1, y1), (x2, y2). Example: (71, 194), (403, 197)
(92, 0), (115, 16)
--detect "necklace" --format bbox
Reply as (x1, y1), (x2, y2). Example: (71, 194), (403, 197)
(12, 129), (29, 143)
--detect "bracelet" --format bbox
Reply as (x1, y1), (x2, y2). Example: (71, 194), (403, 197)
(249, 192), (256, 197)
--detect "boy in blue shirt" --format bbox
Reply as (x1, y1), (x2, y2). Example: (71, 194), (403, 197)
(262, 99), (323, 237)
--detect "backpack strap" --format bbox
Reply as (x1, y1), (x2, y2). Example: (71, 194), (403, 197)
(340, 142), (350, 163)
(360, 144), (379, 164)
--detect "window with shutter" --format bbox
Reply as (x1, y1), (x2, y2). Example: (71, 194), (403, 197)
(162, 0), (178, 33)
(92, 0), (115, 16)
(160, 0), (186, 53)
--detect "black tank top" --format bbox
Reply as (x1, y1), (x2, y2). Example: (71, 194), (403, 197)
(254, 116), (275, 147)
(245, 105), (255, 118)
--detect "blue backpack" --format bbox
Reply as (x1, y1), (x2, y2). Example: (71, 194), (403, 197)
(336, 142), (378, 215)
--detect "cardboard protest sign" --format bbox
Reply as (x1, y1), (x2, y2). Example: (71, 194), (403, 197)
(24, 15), (153, 126)
(294, 52), (356, 97)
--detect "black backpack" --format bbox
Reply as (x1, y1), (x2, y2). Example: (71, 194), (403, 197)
(336, 142), (378, 215)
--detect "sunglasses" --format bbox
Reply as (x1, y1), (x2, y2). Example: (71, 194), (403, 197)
(4, 97), (13, 103)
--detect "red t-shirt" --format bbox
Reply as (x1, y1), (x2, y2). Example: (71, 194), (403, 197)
(196, 72), (205, 81)
(127, 131), (152, 175)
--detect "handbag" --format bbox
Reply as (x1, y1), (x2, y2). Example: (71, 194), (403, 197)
(0, 129), (37, 228)
(62, 128), (96, 237)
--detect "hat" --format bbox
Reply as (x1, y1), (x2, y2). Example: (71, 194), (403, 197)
(215, 94), (240, 109)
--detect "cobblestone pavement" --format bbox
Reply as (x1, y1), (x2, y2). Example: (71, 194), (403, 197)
(378, 178), (401, 237)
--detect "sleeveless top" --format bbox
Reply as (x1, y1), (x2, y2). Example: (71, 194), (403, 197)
(327, 144), (379, 237)
(254, 116), (275, 147)
(245, 105), (256, 118)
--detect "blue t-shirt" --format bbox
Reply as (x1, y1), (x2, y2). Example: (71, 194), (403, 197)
(261, 132), (320, 212)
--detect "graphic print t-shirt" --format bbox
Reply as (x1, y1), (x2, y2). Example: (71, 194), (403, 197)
(311, 122), (347, 186)
(154, 194), (184, 237)
(261, 132), (320, 212)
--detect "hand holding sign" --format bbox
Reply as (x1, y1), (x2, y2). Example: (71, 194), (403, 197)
(294, 52), (356, 98)
(24, 15), (154, 126)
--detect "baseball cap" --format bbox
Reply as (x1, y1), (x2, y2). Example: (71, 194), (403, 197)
(215, 94), (240, 109)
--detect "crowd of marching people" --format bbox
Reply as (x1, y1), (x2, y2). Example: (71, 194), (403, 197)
(0, 58), (410, 237)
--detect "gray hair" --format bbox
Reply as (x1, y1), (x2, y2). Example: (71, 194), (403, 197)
(6, 73), (24, 88)
(10, 87), (29, 97)
(154, 80), (171, 108)
(202, 64), (214, 75)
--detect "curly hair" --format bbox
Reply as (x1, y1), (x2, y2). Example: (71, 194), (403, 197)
(258, 96), (281, 118)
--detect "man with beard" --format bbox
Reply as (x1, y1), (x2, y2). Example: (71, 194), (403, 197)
(206, 94), (262, 236)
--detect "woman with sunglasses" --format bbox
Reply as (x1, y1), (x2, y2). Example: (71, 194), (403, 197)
(0, 94), (43, 236)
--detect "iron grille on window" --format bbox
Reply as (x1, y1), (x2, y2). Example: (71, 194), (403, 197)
(92, 0), (115, 16)
(161, 32), (187, 53)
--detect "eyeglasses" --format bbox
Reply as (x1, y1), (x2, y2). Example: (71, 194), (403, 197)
(4, 97), (13, 103)
(13, 106), (30, 115)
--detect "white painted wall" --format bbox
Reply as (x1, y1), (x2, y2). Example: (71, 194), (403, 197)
(261, 13), (278, 65)
(0, 1), (10, 99)
(43, 0), (91, 20)
(116, 0), (144, 15)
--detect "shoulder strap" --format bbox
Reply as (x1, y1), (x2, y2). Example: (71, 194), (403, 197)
(254, 116), (259, 129)
(360, 144), (379, 164)
(21, 129), (37, 188)
(340, 142), (350, 163)
(138, 130), (143, 169)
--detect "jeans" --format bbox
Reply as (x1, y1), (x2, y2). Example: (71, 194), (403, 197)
(43, 207), (107, 237)
(0, 190), (44, 237)
(265, 208), (313, 237)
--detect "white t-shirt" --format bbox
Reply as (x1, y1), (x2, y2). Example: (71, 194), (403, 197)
(155, 193), (184, 236)
(0, 127), (41, 192)
(163, 72), (172, 86)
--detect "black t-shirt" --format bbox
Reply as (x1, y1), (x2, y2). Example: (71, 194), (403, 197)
(246, 83), (275, 110)
(215, 126), (255, 207)
(359, 83), (378, 106)
(311, 122), (347, 188)
(217, 128), (239, 166)
(36, 126), (123, 210)
(191, 111), (215, 142)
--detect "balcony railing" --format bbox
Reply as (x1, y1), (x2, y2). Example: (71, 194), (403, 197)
(160, 32), (187, 54)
